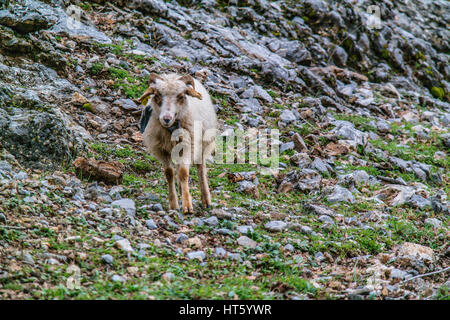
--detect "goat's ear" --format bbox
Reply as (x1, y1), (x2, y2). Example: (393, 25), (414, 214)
(180, 74), (202, 100)
(149, 73), (162, 85)
(136, 87), (155, 105)
(135, 73), (162, 105)
(179, 74), (195, 87)
(186, 87), (202, 99)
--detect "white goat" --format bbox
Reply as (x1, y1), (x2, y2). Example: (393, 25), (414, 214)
(137, 73), (217, 213)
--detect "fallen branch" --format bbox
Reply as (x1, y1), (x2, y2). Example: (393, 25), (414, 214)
(400, 266), (450, 284)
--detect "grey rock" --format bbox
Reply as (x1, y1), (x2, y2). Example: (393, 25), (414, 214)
(111, 235), (124, 241)
(114, 239), (134, 252)
(377, 120), (391, 133)
(441, 114), (450, 127)
(264, 220), (287, 232)
(0, 161), (12, 172)
(288, 168), (321, 191)
(227, 253), (242, 261)
(286, 47), (311, 65)
(215, 228), (233, 235)
(284, 244), (294, 252)
(108, 186), (122, 200)
(99, 207), (113, 215)
(280, 110), (297, 122)
(204, 216), (219, 227)
(137, 243), (151, 250)
(41, 253), (67, 263)
(139, 193), (160, 202)
(46, 258), (60, 265)
(411, 166), (427, 181)
(327, 185), (355, 203)
(111, 199), (136, 217)
(111, 275), (126, 283)
(303, 203), (336, 217)
(236, 180), (257, 194)
(186, 251), (206, 261)
(332, 45), (348, 66)
(114, 98), (140, 111)
(152, 203), (164, 212)
(145, 219), (158, 230)
(240, 98), (262, 113)
(440, 133), (450, 148)
(300, 225), (313, 234)
(190, 218), (204, 227)
(176, 233), (188, 243)
(50, 2), (112, 43)
(290, 152), (311, 167)
(237, 225), (254, 234)
(22, 253), (34, 264)
(215, 247), (227, 257)
(318, 215), (334, 225)
(339, 170), (371, 186)
(390, 156), (409, 172)
(211, 208), (233, 220)
(292, 133), (308, 152)
(424, 218), (442, 229)
(390, 268), (409, 280)
(163, 215), (179, 230)
(237, 236), (257, 248)
(245, 116), (262, 127)
(13, 171), (28, 180)
(406, 194), (431, 209)
(240, 88), (254, 99)
(330, 121), (367, 145)
(101, 254), (114, 265)
(310, 157), (331, 175)
(253, 85), (273, 103)
(280, 141), (294, 153)
(0, 2), (57, 33)
(431, 197), (447, 214)
(0, 107), (87, 170)
(23, 196), (35, 204)
(314, 252), (325, 263)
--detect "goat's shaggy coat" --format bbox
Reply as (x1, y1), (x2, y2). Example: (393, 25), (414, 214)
(138, 73), (217, 213)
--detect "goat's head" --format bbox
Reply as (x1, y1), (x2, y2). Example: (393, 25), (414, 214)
(137, 73), (202, 128)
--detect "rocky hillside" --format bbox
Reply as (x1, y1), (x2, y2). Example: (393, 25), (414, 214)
(0, 0), (448, 299)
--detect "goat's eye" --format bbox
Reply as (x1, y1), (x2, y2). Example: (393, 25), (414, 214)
(153, 92), (162, 105)
(177, 94), (185, 103)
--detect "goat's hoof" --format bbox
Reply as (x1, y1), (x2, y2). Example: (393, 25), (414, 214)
(182, 204), (194, 214)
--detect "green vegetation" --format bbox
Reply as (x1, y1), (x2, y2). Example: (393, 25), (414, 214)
(90, 62), (104, 75)
(108, 67), (148, 99)
(334, 114), (376, 132)
(430, 86), (445, 100)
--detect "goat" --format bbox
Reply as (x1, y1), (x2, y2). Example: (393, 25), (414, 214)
(137, 73), (217, 213)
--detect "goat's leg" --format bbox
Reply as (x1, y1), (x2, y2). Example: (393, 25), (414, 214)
(178, 164), (193, 213)
(195, 163), (205, 206)
(163, 164), (179, 210)
(196, 163), (212, 208)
